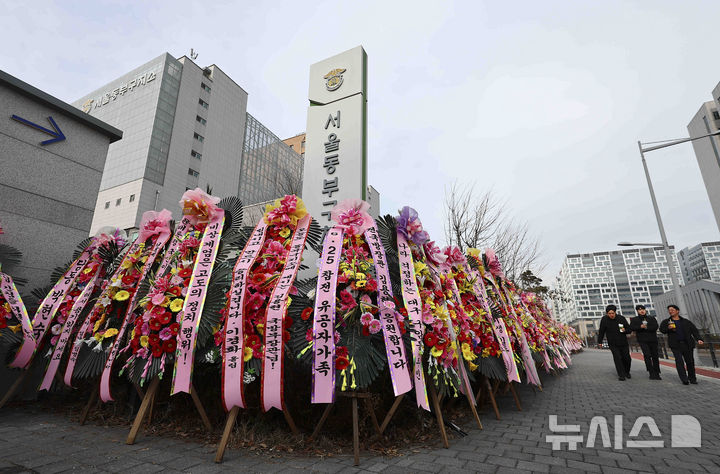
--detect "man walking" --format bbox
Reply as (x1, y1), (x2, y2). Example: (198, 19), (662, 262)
(629, 304), (661, 380)
(659, 304), (704, 385)
(597, 305), (632, 381)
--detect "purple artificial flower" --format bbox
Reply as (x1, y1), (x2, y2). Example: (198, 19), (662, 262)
(396, 206), (429, 245)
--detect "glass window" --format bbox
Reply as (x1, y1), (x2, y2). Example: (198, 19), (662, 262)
(188, 168), (199, 178)
(191, 150), (202, 160)
(201, 82), (211, 93)
(199, 98), (209, 109)
(104, 201), (110, 209)
(193, 132), (205, 143)
(116, 198), (122, 206)
(196, 115), (207, 125)
(129, 194), (135, 202)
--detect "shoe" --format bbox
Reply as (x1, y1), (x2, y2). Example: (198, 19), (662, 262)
(682, 380), (689, 385)
(690, 380), (698, 384)
(626, 373), (631, 379)
(619, 376), (626, 381)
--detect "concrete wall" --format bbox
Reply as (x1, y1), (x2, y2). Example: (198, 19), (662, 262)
(688, 102), (720, 234)
(0, 79), (119, 291)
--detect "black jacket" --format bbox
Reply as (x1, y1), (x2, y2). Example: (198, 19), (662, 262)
(659, 316), (701, 349)
(597, 314), (630, 347)
(629, 314), (659, 343)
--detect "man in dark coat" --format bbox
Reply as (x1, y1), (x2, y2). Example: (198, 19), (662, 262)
(597, 304), (632, 381)
(659, 304), (704, 385)
(629, 304), (661, 380)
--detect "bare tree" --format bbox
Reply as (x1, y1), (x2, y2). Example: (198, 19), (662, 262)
(443, 181), (544, 282)
(275, 163), (303, 197)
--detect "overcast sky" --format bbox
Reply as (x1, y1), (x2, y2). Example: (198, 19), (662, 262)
(4, 0), (720, 283)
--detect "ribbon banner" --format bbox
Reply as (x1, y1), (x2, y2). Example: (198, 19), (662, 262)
(40, 273), (99, 391)
(261, 214), (311, 412)
(9, 248), (93, 368)
(498, 284), (541, 386)
(311, 227), (343, 404)
(222, 220), (267, 411)
(467, 266), (520, 383)
(364, 224), (412, 397)
(0, 273), (33, 364)
(396, 235), (429, 411)
(172, 214), (225, 395)
(443, 276), (475, 404)
(96, 230), (170, 401)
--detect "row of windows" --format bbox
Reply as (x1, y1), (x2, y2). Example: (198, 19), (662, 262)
(104, 194), (135, 209)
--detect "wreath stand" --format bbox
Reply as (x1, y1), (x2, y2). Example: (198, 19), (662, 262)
(78, 381), (146, 425)
(474, 375), (501, 420)
(308, 391), (383, 466)
(125, 377), (212, 445)
(492, 380), (522, 411)
(214, 404), (300, 463)
(0, 370), (29, 409)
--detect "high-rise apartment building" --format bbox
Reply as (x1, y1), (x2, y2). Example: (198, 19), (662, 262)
(678, 241), (720, 283)
(74, 53), (301, 234)
(688, 98), (720, 233)
(553, 247), (683, 335)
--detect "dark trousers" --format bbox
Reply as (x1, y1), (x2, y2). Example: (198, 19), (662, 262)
(609, 345), (631, 377)
(639, 341), (660, 376)
(671, 343), (696, 382)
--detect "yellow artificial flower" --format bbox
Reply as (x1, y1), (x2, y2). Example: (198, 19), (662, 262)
(355, 280), (367, 288)
(169, 298), (184, 312)
(160, 296), (171, 307)
(104, 328), (119, 338)
(94, 332), (104, 342)
(467, 248), (480, 258)
(355, 272), (366, 281)
(279, 227), (291, 238)
(93, 314), (107, 333)
(256, 323), (264, 335)
(413, 261), (427, 275)
(286, 297), (292, 308)
(243, 346), (253, 362)
(140, 336), (149, 347)
(435, 305), (449, 321)
(8, 324), (21, 334)
(83, 267), (94, 274)
(114, 290), (130, 302)
(468, 361), (478, 371)
(430, 346), (444, 358)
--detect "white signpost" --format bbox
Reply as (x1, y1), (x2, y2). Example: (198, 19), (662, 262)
(302, 46), (368, 225)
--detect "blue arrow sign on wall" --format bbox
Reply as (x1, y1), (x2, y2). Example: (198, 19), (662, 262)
(11, 115), (66, 145)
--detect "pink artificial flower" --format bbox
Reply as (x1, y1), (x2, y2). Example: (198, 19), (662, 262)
(51, 323), (62, 336)
(139, 209), (172, 241)
(151, 293), (166, 306)
(50, 335), (59, 346)
(180, 188), (223, 225)
(339, 290), (357, 310)
(423, 241), (447, 267)
(369, 320), (382, 334)
(484, 248), (505, 279)
(159, 327), (173, 341)
(334, 331), (341, 344)
(444, 246), (466, 266)
(247, 292), (266, 310)
(265, 240), (287, 258)
(422, 309), (434, 325)
(360, 294), (372, 305)
(360, 312), (374, 325)
(331, 199), (374, 236)
(136, 347), (149, 359)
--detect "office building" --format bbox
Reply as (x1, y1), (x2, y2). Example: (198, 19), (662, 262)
(678, 241), (720, 283)
(553, 247), (683, 337)
(74, 53), (302, 234)
(688, 98), (720, 233)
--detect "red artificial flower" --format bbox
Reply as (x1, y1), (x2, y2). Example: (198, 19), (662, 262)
(169, 286), (182, 297)
(362, 325), (370, 337)
(301, 307), (313, 321)
(178, 268), (192, 278)
(284, 316), (294, 329)
(122, 275), (135, 286)
(336, 346), (348, 358)
(148, 318), (162, 331)
(247, 334), (262, 348)
(151, 345), (164, 358)
(163, 339), (177, 353)
(435, 338), (448, 350)
(423, 332), (438, 347)
(184, 278), (192, 288)
(0, 318), (7, 329)
(169, 322), (180, 335)
(250, 273), (267, 285)
(149, 334), (160, 346)
(131, 337), (140, 350)
(283, 330), (290, 342)
(335, 356), (350, 370)
(157, 311), (172, 325)
(397, 320), (406, 334)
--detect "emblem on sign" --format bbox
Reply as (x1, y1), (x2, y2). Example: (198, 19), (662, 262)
(81, 99), (94, 114)
(324, 68), (346, 91)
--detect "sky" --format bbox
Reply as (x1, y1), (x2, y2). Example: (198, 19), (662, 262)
(3, 0), (720, 284)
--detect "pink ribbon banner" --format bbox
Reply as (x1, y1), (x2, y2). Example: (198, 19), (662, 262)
(261, 214), (311, 412)
(395, 235), (429, 411)
(467, 266), (520, 383)
(10, 248), (93, 368)
(311, 227), (343, 404)
(156, 217), (192, 279)
(97, 231), (170, 401)
(444, 277), (476, 404)
(542, 348), (553, 373)
(0, 273), (33, 365)
(364, 224), (412, 398)
(499, 286), (541, 386)
(40, 273), (99, 391)
(222, 220), (267, 411)
(171, 214), (225, 395)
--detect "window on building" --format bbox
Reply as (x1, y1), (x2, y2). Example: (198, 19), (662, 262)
(193, 132), (205, 143)
(104, 201), (110, 209)
(116, 198), (122, 206)
(714, 110), (720, 120)
(201, 82), (211, 93)
(198, 98), (209, 109)
(191, 150), (202, 160)
(196, 115), (207, 125)
(188, 168), (199, 178)
(129, 194), (135, 202)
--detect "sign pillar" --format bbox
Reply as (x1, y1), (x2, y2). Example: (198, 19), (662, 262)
(302, 46), (368, 225)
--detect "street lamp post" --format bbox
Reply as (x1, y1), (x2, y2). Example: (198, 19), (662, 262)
(635, 129), (720, 320)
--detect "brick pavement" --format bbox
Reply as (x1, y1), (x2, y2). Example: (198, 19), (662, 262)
(1, 349), (719, 473)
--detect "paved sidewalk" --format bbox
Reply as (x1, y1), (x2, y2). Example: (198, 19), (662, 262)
(630, 352), (720, 379)
(1, 349), (719, 473)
